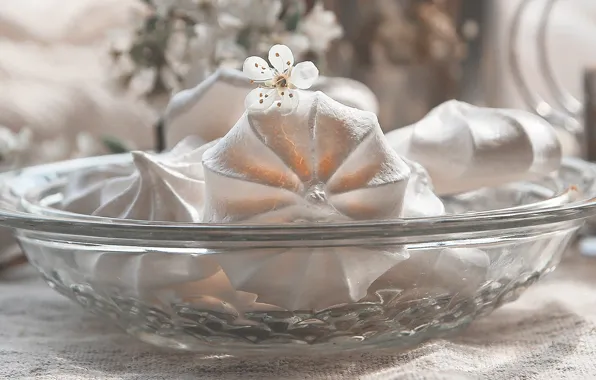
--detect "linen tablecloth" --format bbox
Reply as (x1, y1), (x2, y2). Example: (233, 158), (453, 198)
(1, 250), (596, 380)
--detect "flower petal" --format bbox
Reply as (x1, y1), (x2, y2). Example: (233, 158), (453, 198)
(290, 61), (319, 89)
(243, 56), (274, 81)
(268, 44), (294, 74)
(274, 89), (299, 115)
(245, 88), (277, 111)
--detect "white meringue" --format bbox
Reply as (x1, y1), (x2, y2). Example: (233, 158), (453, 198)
(216, 246), (407, 311)
(309, 76), (379, 114)
(201, 91), (412, 223)
(201, 91), (445, 310)
(151, 270), (285, 314)
(164, 69), (253, 149)
(401, 158), (445, 218)
(71, 250), (221, 301)
(60, 163), (134, 215)
(61, 136), (211, 221)
(385, 100), (562, 195)
(369, 247), (490, 299)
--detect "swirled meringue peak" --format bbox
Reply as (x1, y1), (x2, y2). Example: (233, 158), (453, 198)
(385, 100), (562, 195)
(202, 91), (421, 223)
(61, 136), (211, 221)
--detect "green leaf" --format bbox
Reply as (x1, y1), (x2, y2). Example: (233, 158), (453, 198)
(102, 136), (131, 154)
(285, 11), (301, 32)
(236, 27), (252, 50)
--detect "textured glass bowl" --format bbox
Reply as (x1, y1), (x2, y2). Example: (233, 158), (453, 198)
(1, 155), (596, 355)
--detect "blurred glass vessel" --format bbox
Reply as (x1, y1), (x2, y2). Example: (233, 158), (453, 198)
(324, 0), (485, 131)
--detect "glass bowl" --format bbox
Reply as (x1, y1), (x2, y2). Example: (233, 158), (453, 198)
(1, 154), (596, 355)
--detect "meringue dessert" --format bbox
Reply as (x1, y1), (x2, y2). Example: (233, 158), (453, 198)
(55, 44), (568, 312)
(61, 136), (212, 221)
(385, 100), (562, 195)
(202, 91), (412, 223)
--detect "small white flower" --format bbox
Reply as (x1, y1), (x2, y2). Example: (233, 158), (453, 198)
(242, 44), (319, 113)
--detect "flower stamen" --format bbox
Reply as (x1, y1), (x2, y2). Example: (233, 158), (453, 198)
(275, 75), (288, 88)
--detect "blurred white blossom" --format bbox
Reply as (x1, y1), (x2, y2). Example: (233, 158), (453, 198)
(222, 0), (282, 29)
(114, 0), (343, 108)
(299, 1), (343, 55)
(0, 127), (31, 169)
(259, 32), (310, 60)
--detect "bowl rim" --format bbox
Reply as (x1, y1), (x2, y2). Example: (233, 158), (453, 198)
(0, 154), (595, 242)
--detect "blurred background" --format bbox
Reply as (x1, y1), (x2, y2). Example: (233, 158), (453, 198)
(0, 0), (594, 168)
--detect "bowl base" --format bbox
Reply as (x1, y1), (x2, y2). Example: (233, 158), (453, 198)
(41, 267), (549, 355)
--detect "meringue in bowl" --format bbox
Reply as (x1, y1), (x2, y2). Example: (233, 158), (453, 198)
(1, 43), (593, 354)
(0, 151), (594, 354)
